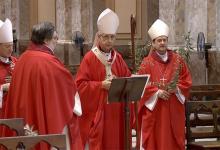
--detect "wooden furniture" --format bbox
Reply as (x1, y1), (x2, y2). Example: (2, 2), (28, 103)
(186, 100), (220, 150)
(0, 118), (24, 136)
(189, 84), (220, 128)
(190, 84), (220, 101)
(0, 134), (66, 150)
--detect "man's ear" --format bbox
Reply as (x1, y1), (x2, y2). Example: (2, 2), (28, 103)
(43, 39), (49, 44)
(151, 41), (155, 47)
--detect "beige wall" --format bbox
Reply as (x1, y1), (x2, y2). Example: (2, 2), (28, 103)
(30, 0), (56, 31)
(105, 0), (148, 45)
(38, 0), (56, 24)
(115, 0), (136, 33)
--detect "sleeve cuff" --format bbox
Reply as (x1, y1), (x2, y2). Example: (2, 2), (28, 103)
(175, 87), (185, 104)
(144, 90), (159, 111)
(73, 92), (82, 116)
(0, 85), (3, 108)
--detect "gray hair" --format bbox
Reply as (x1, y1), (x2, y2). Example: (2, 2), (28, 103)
(31, 22), (55, 45)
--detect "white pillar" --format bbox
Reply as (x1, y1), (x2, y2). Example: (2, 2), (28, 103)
(185, 0), (207, 47)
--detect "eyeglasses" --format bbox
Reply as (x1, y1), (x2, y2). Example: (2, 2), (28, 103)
(52, 35), (59, 40)
(0, 43), (13, 48)
(99, 34), (116, 41)
(52, 32), (59, 40)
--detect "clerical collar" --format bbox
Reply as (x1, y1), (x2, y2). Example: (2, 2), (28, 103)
(99, 49), (112, 61)
(44, 45), (54, 54)
(0, 56), (10, 64)
(156, 51), (168, 62)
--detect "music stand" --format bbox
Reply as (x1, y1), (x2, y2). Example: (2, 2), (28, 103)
(108, 74), (150, 150)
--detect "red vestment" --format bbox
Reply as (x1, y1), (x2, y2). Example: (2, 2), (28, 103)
(0, 56), (17, 118)
(75, 48), (131, 150)
(3, 43), (82, 150)
(138, 50), (192, 150)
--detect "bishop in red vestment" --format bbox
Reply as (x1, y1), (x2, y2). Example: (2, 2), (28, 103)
(75, 8), (132, 150)
(0, 56), (16, 117)
(3, 22), (82, 150)
(0, 18), (17, 118)
(138, 19), (192, 150)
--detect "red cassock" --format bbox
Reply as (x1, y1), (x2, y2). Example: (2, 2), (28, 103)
(0, 56), (17, 118)
(75, 49), (131, 150)
(3, 43), (82, 150)
(138, 50), (192, 150)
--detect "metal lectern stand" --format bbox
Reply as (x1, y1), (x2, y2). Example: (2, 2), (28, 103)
(108, 75), (150, 150)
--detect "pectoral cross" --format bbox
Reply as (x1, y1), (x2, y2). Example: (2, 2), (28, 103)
(105, 64), (112, 80)
(160, 77), (167, 87)
(106, 73), (112, 80)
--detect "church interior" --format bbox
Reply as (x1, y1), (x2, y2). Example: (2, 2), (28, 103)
(1, 0), (220, 149)
(1, 0), (220, 84)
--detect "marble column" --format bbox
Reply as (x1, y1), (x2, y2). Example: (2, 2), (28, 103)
(56, 0), (93, 42)
(0, 0), (12, 19)
(207, 0), (216, 46)
(174, 0), (185, 45)
(55, 0), (94, 68)
(160, 0), (208, 47)
(159, 0), (186, 46)
(0, 0), (19, 34)
(185, 0), (207, 47)
(92, 0), (105, 40)
(64, 0), (75, 40)
(0, 0), (31, 40)
(19, 0), (30, 40)
(159, 0), (176, 45)
(146, 0), (159, 39)
(11, 0), (19, 37)
(216, 0), (220, 48)
(56, 0), (66, 40)
(56, 0), (81, 40)
(0, 0), (4, 19)
(81, 0), (93, 43)
(160, 0), (186, 46)
(71, 0), (81, 39)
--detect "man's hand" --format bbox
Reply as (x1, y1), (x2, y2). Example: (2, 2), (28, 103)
(158, 89), (171, 100)
(102, 79), (112, 90)
(168, 88), (177, 94)
(5, 76), (11, 83)
(2, 83), (10, 92)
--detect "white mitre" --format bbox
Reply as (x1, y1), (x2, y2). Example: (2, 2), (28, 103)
(148, 19), (169, 40)
(0, 18), (13, 43)
(97, 8), (119, 34)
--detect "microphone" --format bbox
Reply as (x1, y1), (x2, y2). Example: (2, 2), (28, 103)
(13, 29), (17, 53)
(72, 31), (85, 58)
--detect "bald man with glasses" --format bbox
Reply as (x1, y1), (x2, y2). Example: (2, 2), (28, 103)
(0, 18), (17, 118)
(75, 8), (133, 150)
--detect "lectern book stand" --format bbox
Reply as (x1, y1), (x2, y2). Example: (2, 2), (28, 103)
(108, 74), (150, 150)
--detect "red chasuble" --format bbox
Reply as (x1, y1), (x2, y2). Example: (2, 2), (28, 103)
(3, 43), (82, 150)
(138, 50), (192, 150)
(0, 56), (17, 118)
(75, 48), (131, 150)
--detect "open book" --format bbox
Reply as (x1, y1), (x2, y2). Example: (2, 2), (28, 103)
(108, 74), (150, 103)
